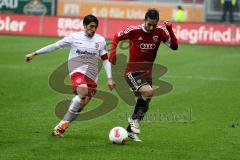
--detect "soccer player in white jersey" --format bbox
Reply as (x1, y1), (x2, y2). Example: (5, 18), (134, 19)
(25, 15), (116, 137)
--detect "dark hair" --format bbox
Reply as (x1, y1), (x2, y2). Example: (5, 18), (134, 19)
(145, 9), (159, 21)
(177, 5), (184, 10)
(83, 14), (99, 27)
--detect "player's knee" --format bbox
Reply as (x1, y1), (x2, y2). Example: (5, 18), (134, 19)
(141, 88), (153, 98)
(76, 85), (88, 99)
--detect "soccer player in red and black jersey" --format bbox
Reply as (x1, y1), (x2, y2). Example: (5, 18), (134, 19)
(109, 9), (178, 142)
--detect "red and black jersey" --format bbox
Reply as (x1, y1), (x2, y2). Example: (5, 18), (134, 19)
(109, 24), (178, 75)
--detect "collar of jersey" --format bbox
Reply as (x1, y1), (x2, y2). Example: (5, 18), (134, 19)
(141, 24), (149, 33)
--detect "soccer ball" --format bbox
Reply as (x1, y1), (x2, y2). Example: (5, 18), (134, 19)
(109, 126), (128, 144)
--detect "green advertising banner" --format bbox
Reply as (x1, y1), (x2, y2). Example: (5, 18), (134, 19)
(0, 0), (56, 15)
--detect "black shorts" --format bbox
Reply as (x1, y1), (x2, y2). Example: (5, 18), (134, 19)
(125, 72), (152, 93)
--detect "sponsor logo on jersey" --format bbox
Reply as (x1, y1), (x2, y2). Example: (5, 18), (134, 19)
(95, 43), (99, 49)
(153, 36), (159, 42)
(140, 43), (156, 50)
(76, 49), (97, 56)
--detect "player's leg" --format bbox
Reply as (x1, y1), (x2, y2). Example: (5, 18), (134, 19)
(125, 73), (153, 141)
(63, 84), (89, 122)
(127, 85), (152, 142)
(53, 72), (97, 137)
(53, 84), (90, 137)
(132, 84), (153, 120)
(127, 84), (153, 133)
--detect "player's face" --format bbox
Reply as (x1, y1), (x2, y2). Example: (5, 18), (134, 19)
(84, 22), (98, 37)
(144, 18), (158, 33)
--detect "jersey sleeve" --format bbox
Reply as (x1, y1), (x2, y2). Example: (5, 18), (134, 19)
(163, 25), (178, 50)
(55, 34), (73, 48)
(35, 34), (73, 54)
(99, 38), (108, 56)
(159, 26), (178, 50)
(160, 27), (170, 43)
(116, 26), (135, 41)
(108, 26), (135, 65)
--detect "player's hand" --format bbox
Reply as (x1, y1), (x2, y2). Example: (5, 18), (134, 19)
(164, 21), (172, 28)
(107, 78), (116, 90)
(25, 52), (37, 62)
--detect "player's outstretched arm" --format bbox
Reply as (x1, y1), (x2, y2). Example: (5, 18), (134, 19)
(25, 36), (72, 62)
(164, 21), (178, 50)
(24, 43), (60, 62)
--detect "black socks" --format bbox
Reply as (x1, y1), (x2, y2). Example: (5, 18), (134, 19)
(127, 98), (150, 132)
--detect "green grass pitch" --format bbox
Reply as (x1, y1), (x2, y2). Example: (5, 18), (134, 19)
(0, 35), (240, 160)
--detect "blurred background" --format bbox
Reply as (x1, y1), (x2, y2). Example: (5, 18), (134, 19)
(0, 0), (240, 45)
(1, 0), (240, 22)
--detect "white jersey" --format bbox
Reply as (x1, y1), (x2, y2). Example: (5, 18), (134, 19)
(36, 31), (107, 82)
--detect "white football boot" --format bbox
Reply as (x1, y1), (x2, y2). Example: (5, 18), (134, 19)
(128, 132), (142, 142)
(128, 117), (140, 134)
